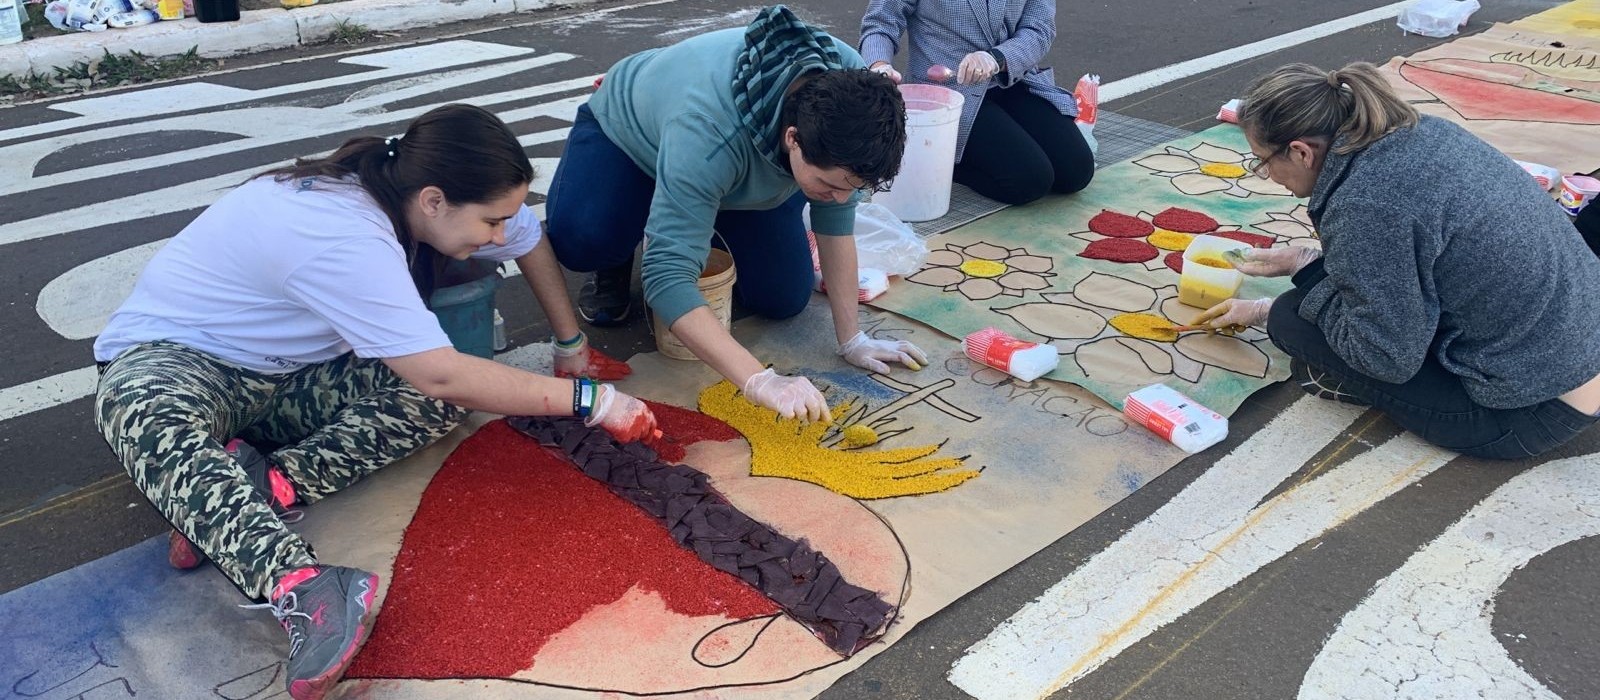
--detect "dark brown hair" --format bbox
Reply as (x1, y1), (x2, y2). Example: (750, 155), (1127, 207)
(259, 103), (533, 250)
(781, 69), (906, 192)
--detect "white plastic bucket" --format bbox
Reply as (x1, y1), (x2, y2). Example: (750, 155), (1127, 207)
(651, 248), (736, 361)
(874, 84), (964, 223)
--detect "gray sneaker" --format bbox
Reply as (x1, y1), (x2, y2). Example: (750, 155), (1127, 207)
(578, 260), (634, 327)
(245, 566), (379, 700)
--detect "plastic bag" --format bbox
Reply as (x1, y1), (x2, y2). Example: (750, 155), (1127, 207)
(850, 203), (926, 277)
(803, 202), (927, 277)
(1397, 0), (1478, 38)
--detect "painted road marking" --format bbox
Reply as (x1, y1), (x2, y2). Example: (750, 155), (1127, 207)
(0, 40), (540, 144)
(949, 398), (1455, 699)
(1099, 1), (1414, 103)
(0, 84), (588, 249)
(1298, 454), (1600, 700)
(0, 367), (99, 423)
(0, 56), (582, 196)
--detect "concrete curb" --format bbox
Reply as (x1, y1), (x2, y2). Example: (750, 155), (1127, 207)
(2, 0), (585, 79)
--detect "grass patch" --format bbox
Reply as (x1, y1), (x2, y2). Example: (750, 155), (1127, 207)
(0, 47), (223, 100)
(321, 18), (374, 45)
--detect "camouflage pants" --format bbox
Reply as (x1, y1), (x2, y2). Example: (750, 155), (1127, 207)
(95, 341), (465, 600)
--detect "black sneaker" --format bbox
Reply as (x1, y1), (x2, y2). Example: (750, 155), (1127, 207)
(244, 566), (379, 700)
(169, 439), (300, 570)
(579, 260), (633, 327)
(1291, 359), (1372, 407)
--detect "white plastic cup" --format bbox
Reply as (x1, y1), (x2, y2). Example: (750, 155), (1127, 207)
(874, 84), (964, 223)
(1558, 175), (1600, 215)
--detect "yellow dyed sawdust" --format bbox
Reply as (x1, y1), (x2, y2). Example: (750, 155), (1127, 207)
(1191, 254), (1234, 269)
(841, 424), (880, 447)
(698, 380), (980, 499)
(1199, 162), (1248, 178)
(1147, 229), (1196, 251)
(959, 259), (1008, 278)
(1109, 313), (1179, 342)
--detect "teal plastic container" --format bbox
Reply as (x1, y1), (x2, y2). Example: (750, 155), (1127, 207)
(429, 275), (499, 359)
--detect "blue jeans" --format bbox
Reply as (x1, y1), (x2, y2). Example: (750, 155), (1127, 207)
(1267, 259), (1597, 460)
(545, 103), (815, 320)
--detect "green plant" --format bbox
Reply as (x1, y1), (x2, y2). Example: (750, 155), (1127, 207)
(323, 18), (373, 45)
(0, 47), (223, 100)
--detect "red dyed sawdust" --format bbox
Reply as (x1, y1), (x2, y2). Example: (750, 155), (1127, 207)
(1211, 230), (1277, 248)
(1164, 251), (1185, 273)
(1151, 207), (1219, 234)
(1086, 210), (1155, 238)
(346, 411), (775, 680)
(642, 399), (741, 463)
(1080, 237), (1160, 263)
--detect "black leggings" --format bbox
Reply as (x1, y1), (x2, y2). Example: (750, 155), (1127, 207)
(1577, 202), (1600, 257)
(953, 83), (1095, 205)
(1267, 259), (1597, 460)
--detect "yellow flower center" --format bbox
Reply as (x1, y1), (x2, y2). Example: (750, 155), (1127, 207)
(1199, 162), (1248, 178)
(1109, 313), (1179, 343)
(1147, 229), (1196, 251)
(960, 259), (1008, 278)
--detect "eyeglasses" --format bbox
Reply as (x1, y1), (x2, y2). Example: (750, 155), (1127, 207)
(1243, 145), (1288, 178)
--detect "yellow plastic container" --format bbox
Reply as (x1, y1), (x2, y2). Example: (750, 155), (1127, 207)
(1178, 235), (1252, 309)
(651, 248), (736, 361)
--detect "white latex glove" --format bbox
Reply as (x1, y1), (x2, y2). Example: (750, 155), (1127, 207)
(1225, 246), (1321, 278)
(585, 384), (659, 443)
(837, 331), (929, 374)
(1192, 298), (1274, 332)
(743, 368), (831, 423)
(869, 61), (903, 84)
(957, 51), (1000, 85)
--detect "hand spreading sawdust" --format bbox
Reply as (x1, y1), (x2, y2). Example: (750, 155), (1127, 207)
(698, 380), (981, 500)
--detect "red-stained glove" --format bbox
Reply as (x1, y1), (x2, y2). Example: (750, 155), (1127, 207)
(553, 332), (632, 380)
(586, 385), (659, 443)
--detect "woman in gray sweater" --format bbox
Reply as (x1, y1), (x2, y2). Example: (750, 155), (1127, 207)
(1194, 62), (1600, 460)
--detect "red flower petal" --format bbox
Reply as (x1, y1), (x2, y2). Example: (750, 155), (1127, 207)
(1151, 207), (1219, 234)
(1087, 210), (1156, 238)
(1212, 230), (1277, 248)
(1080, 238), (1160, 263)
(1164, 251), (1185, 273)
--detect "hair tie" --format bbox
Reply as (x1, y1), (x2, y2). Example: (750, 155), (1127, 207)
(385, 136), (399, 158)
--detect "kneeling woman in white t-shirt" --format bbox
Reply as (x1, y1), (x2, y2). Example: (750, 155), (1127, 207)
(92, 104), (655, 700)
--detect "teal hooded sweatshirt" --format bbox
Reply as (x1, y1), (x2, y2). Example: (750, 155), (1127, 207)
(587, 7), (866, 327)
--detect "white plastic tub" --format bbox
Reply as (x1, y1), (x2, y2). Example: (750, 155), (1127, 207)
(874, 84), (964, 223)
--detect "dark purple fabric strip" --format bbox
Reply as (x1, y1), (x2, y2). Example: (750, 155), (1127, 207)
(505, 416), (895, 656)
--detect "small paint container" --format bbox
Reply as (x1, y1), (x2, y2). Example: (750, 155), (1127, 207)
(1178, 234), (1251, 309)
(1558, 175), (1600, 215)
(1123, 383), (1228, 453)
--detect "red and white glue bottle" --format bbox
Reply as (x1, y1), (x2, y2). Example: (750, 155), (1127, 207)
(964, 327), (1059, 381)
(1122, 384), (1228, 453)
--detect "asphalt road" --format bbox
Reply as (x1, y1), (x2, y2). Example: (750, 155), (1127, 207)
(2, 0), (1596, 697)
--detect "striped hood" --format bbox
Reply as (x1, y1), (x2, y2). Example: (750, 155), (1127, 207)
(731, 6), (848, 168)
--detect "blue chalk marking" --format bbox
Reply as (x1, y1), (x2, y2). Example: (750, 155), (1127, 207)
(799, 369), (902, 403)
